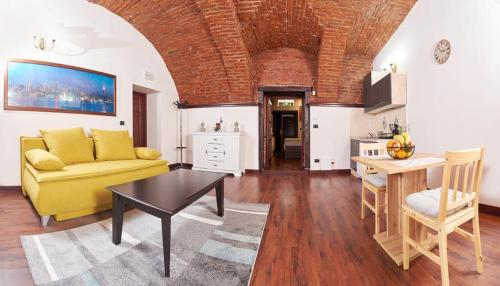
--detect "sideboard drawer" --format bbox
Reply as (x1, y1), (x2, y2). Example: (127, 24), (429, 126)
(207, 145), (225, 153)
(208, 153), (224, 161)
(207, 136), (224, 145)
(207, 160), (225, 170)
(192, 132), (245, 176)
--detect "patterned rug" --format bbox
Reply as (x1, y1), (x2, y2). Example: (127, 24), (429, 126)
(21, 196), (269, 286)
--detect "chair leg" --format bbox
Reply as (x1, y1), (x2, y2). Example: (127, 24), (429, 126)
(402, 211), (410, 270)
(472, 214), (484, 274)
(384, 190), (388, 214)
(361, 185), (366, 219)
(385, 191), (389, 237)
(438, 230), (450, 286)
(374, 190), (380, 234)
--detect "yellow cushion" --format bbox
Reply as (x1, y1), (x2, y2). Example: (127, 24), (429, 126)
(135, 147), (161, 160)
(40, 127), (94, 165)
(91, 129), (136, 161)
(25, 149), (65, 171)
(25, 159), (167, 183)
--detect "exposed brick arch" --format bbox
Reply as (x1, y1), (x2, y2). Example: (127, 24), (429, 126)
(253, 48), (317, 88)
(91, 0), (415, 105)
(236, 0), (323, 56)
(195, 0), (254, 103)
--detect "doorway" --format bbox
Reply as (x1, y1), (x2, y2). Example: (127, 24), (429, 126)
(258, 87), (311, 172)
(132, 91), (147, 147)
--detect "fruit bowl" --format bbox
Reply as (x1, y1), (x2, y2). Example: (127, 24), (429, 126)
(387, 145), (415, 160)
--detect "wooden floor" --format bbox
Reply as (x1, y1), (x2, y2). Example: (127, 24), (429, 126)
(267, 152), (303, 170)
(1, 173), (500, 285)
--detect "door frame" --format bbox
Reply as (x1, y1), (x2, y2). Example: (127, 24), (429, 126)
(258, 86), (311, 171)
(132, 90), (148, 147)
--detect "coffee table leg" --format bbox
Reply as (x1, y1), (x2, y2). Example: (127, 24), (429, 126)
(112, 193), (125, 245)
(162, 215), (171, 277)
(216, 179), (224, 217)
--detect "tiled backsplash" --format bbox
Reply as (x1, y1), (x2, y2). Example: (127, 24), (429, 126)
(350, 106), (406, 138)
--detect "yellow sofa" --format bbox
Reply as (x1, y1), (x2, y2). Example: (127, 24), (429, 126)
(20, 137), (169, 224)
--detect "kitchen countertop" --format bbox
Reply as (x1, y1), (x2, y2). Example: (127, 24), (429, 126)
(351, 137), (392, 141)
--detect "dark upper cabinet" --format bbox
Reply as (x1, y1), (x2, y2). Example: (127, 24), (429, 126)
(364, 72), (407, 114)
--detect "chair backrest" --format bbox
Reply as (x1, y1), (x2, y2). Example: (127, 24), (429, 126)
(438, 147), (485, 222)
(359, 142), (387, 158)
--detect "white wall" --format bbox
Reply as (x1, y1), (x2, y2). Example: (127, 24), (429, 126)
(374, 0), (500, 207)
(182, 107), (259, 170)
(0, 0), (179, 185)
(182, 106), (355, 171)
(310, 107), (352, 170)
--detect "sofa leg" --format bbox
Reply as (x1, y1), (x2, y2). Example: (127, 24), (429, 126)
(41, 216), (50, 226)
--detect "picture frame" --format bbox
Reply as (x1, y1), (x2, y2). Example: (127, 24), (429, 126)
(4, 59), (116, 116)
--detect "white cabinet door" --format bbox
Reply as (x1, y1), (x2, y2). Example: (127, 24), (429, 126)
(193, 135), (208, 168)
(223, 136), (238, 170)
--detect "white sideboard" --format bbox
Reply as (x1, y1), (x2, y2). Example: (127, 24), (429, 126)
(192, 132), (245, 176)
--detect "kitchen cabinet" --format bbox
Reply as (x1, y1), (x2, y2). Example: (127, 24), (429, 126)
(364, 72), (406, 114)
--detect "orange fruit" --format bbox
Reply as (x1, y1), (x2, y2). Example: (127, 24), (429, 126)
(397, 150), (406, 158)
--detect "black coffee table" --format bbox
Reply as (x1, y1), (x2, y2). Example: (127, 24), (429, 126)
(106, 169), (226, 277)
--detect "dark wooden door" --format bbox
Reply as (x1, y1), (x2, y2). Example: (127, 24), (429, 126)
(133, 91), (147, 147)
(282, 114), (298, 138)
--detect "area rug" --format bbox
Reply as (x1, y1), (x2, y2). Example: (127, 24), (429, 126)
(21, 196), (269, 286)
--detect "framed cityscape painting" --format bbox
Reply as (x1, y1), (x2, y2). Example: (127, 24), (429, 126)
(4, 59), (116, 116)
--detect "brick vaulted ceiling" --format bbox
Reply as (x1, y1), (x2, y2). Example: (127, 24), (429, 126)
(91, 0), (415, 105)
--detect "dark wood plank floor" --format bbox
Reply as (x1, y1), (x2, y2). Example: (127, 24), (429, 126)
(1, 173), (500, 286)
(267, 152), (303, 170)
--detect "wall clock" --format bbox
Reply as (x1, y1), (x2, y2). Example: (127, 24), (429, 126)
(434, 39), (451, 64)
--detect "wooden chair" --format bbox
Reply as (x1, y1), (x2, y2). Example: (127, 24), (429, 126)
(360, 142), (388, 234)
(402, 147), (485, 286)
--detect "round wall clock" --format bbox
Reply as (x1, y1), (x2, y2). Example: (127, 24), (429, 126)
(434, 39), (451, 64)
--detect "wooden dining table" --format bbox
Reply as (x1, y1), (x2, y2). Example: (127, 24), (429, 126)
(352, 153), (446, 266)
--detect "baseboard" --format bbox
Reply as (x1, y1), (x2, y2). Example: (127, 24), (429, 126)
(479, 203), (500, 217)
(261, 170), (309, 175)
(0, 185), (21, 191)
(169, 163), (193, 170)
(244, 169), (350, 175)
(309, 169), (350, 174)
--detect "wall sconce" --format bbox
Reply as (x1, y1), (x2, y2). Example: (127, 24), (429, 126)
(33, 35), (55, 51)
(312, 88), (317, 96)
(389, 63), (398, 73)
